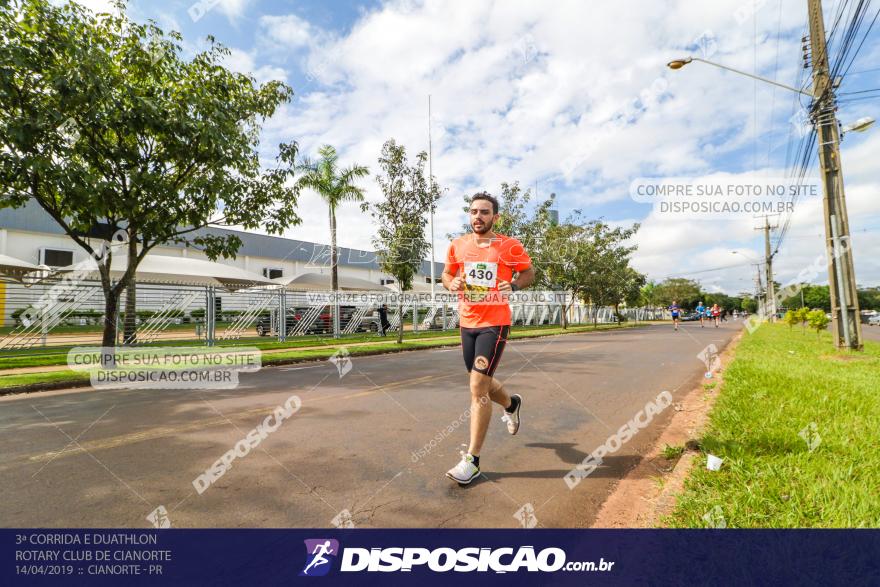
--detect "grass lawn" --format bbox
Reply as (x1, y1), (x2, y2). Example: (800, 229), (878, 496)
(0, 321), (644, 391)
(666, 323), (880, 528)
(0, 328), (455, 370)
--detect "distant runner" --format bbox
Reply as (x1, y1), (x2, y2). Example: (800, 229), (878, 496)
(442, 192), (535, 485)
(695, 301), (706, 328)
(377, 303), (391, 336)
(711, 303), (721, 328)
(669, 300), (681, 331)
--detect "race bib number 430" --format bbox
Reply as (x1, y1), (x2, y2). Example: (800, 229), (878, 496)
(465, 262), (498, 288)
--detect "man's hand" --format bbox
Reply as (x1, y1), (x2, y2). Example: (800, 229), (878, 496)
(448, 275), (464, 291)
(497, 279), (513, 292)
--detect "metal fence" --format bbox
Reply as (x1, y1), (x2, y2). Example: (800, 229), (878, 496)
(0, 278), (664, 354)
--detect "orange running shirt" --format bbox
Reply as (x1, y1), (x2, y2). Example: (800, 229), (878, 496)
(444, 234), (532, 328)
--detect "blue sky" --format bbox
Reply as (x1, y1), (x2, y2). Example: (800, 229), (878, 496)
(77, 0), (880, 293)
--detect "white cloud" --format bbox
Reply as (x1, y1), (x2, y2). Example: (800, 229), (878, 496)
(222, 47), (287, 84)
(234, 0), (879, 289)
(215, 0), (251, 23)
(260, 14), (314, 48)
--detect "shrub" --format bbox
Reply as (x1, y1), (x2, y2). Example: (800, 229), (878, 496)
(795, 306), (810, 333)
(807, 309), (830, 338)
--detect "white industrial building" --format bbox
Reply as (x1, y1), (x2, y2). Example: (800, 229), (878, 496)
(0, 199), (443, 326)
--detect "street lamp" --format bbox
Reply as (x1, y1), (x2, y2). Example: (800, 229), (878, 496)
(666, 56), (813, 96)
(842, 116), (875, 134)
(731, 250), (759, 264)
(671, 8), (871, 350)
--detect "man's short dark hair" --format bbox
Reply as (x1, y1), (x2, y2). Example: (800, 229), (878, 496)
(470, 191), (499, 214)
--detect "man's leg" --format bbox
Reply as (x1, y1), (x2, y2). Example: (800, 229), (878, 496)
(467, 374), (516, 455)
(467, 371), (494, 457)
(488, 376), (511, 408)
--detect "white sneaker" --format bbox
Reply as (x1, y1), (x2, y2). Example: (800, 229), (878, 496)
(446, 452), (480, 485)
(501, 394), (522, 435)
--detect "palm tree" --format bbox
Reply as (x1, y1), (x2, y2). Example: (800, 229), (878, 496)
(295, 145), (369, 336)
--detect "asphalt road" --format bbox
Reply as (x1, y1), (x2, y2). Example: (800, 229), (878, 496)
(0, 320), (739, 529)
(859, 324), (880, 342)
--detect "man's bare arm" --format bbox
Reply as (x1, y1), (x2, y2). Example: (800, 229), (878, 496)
(499, 266), (536, 292)
(443, 268), (463, 291)
(513, 266), (536, 289)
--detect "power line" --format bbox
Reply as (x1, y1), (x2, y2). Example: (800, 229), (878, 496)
(846, 65), (880, 74)
(838, 87), (880, 94)
(837, 3), (880, 79)
(662, 260), (757, 279)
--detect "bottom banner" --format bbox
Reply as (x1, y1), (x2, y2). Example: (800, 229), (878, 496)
(4, 529), (879, 585)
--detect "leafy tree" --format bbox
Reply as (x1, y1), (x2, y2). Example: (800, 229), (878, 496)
(857, 287), (880, 311)
(639, 281), (658, 310)
(541, 221), (580, 328)
(623, 270), (648, 307)
(741, 296), (759, 313)
(807, 309), (829, 338)
(654, 278), (702, 309)
(783, 310), (799, 330)
(795, 306), (810, 334)
(544, 214), (641, 328)
(0, 0), (299, 347)
(370, 139), (440, 343)
(295, 144), (369, 336)
(803, 285), (831, 312)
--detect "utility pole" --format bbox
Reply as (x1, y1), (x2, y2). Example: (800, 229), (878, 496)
(756, 215), (777, 320)
(807, 0), (863, 349)
(755, 265), (764, 314)
(428, 95), (435, 300)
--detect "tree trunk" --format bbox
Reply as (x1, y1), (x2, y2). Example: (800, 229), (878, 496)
(123, 235), (137, 344)
(330, 205), (340, 338)
(329, 205), (338, 291)
(101, 288), (120, 368)
(123, 280), (137, 344)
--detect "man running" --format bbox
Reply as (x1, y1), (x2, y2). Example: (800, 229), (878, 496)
(695, 301), (706, 328)
(711, 303), (721, 328)
(442, 192), (535, 485)
(669, 300), (681, 331)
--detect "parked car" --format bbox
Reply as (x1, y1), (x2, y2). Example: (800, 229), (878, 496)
(868, 314), (880, 326)
(680, 312), (702, 322)
(255, 306), (378, 336)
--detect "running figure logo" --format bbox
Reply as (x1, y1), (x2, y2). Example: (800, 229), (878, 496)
(300, 539), (339, 576)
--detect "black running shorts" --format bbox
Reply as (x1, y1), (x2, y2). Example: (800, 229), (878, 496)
(461, 325), (509, 376)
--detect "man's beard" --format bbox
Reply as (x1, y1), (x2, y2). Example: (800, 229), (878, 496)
(471, 219), (493, 235)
